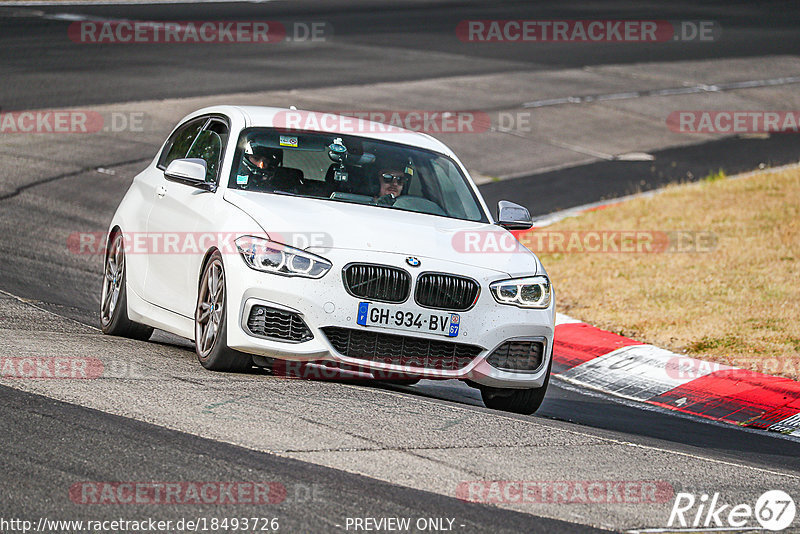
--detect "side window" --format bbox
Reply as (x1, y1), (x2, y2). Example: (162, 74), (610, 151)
(185, 120), (229, 183)
(429, 159), (480, 220)
(158, 118), (206, 169)
(186, 130), (223, 182)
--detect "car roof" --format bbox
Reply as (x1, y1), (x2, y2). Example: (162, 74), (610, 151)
(187, 105), (458, 157)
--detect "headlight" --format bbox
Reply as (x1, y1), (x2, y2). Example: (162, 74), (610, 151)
(489, 276), (551, 308)
(235, 236), (331, 278)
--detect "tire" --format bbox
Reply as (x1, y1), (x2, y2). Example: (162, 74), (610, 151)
(480, 359), (552, 415)
(195, 251), (252, 372)
(373, 375), (421, 386)
(385, 378), (421, 386)
(100, 232), (154, 341)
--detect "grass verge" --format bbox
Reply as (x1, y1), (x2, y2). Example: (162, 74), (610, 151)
(526, 165), (800, 380)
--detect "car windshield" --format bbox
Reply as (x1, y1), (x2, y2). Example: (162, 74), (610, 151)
(227, 128), (488, 223)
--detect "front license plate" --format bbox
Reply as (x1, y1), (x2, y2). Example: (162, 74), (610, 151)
(356, 302), (460, 338)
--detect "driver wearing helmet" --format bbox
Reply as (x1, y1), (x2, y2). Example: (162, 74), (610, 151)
(237, 138), (283, 190)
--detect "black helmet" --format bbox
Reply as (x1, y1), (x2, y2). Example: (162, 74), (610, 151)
(243, 138), (282, 180)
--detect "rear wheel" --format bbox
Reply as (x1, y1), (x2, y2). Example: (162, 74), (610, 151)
(480, 360), (552, 415)
(100, 232), (153, 341)
(195, 252), (252, 372)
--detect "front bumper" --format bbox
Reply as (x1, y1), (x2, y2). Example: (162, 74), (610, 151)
(224, 249), (555, 389)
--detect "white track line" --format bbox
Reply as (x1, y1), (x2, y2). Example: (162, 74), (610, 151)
(522, 76), (800, 109)
(0, 288), (100, 331)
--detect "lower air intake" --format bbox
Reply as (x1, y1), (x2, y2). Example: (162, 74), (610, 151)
(486, 340), (545, 372)
(246, 305), (313, 343)
(321, 327), (482, 371)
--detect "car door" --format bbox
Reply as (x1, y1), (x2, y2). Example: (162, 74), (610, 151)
(123, 117), (206, 300)
(144, 116), (229, 317)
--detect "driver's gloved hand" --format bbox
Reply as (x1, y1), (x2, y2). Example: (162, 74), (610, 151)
(375, 194), (397, 206)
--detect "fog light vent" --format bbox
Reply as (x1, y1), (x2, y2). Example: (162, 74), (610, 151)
(486, 340), (544, 372)
(246, 305), (313, 343)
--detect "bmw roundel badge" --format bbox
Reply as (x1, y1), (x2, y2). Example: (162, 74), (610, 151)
(406, 257), (421, 267)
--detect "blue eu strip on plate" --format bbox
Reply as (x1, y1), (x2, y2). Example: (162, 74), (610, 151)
(357, 302), (370, 326)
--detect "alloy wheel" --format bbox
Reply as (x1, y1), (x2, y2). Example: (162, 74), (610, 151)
(101, 234), (125, 326)
(196, 258), (225, 358)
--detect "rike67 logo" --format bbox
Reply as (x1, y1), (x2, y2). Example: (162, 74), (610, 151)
(667, 490), (796, 532)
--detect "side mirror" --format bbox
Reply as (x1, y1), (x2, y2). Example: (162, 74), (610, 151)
(164, 158), (215, 192)
(496, 200), (532, 230)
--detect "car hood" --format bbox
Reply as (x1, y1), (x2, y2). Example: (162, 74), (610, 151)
(224, 190), (539, 277)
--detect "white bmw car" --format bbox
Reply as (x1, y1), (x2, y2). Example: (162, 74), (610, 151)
(101, 105), (555, 414)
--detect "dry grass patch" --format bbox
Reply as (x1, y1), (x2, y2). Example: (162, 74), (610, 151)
(533, 165), (800, 380)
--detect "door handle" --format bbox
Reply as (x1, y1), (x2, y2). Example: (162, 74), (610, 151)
(156, 185), (167, 198)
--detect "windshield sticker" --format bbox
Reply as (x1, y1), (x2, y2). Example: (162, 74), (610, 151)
(280, 135), (298, 147)
(405, 166), (414, 176)
(236, 174), (249, 185)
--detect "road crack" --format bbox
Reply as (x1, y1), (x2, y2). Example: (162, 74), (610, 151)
(0, 156), (150, 202)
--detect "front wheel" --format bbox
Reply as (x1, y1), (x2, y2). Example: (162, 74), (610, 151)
(100, 232), (153, 341)
(480, 360), (551, 415)
(372, 372), (421, 385)
(195, 252), (252, 372)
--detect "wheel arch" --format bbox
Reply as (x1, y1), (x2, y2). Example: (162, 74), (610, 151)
(105, 225), (123, 256)
(198, 247), (222, 290)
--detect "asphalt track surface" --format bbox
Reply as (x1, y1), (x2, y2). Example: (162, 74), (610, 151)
(0, 385), (594, 533)
(2, 0), (800, 110)
(1, 1), (800, 532)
